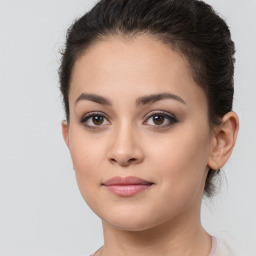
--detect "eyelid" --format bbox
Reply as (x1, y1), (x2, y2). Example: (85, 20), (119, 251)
(80, 111), (111, 129)
(79, 110), (178, 129)
(144, 110), (177, 120)
(143, 110), (178, 127)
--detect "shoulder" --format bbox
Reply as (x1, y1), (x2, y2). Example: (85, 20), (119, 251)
(213, 233), (255, 256)
(72, 254), (95, 256)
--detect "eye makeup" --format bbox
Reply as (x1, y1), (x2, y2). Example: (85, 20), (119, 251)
(143, 110), (178, 128)
(79, 109), (178, 130)
(80, 111), (111, 129)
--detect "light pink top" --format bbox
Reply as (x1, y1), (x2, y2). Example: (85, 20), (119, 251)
(209, 236), (217, 255)
(90, 236), (218, 256)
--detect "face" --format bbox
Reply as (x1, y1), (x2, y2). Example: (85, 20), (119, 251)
(62, 35), (215, 231)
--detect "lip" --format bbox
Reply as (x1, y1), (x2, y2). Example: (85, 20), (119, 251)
(102, 176), (154, 197)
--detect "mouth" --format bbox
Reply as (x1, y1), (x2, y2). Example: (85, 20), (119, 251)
(102, 176), (154, 197)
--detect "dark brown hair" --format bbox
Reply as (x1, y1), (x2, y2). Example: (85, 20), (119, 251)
(59, 0), (235, 196)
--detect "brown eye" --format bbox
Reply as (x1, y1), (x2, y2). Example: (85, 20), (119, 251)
(92, 115), (104, 125)
(152, 115), (165, 125)
(143, 111), (178, 128)
(80, 112), (110, 128)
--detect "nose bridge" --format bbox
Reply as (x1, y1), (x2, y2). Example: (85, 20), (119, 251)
(108, 119), (143, 166)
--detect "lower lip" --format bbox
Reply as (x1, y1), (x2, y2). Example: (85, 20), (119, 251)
(104, 184), (152, 197)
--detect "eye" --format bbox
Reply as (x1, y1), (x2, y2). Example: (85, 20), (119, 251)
(143, 111), (178, 127)
(80, 112), (110, 128)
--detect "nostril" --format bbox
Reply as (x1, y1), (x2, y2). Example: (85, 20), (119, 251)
(109, 157), (139, 166)
(128, 158), (137, 163)
(110, 158), (117, 163)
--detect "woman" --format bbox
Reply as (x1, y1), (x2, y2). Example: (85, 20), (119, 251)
(59, 0), (244, 255)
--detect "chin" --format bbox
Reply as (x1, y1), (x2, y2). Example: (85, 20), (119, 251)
(99, 206), (173, 232)
(103, 217), (158, 232)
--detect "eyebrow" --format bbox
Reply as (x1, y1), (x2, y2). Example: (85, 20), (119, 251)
(75, 93), (112, 106)
(136, 93), (186, 106)
(75, 92), (186, 106)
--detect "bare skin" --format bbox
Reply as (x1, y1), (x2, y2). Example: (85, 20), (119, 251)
(62, 34), (239, 256)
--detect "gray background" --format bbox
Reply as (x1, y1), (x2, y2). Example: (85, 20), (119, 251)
(0, 0), (255, 255)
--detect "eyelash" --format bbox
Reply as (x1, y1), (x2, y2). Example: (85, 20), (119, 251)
(143, 110), (178, 128)
(80, 112), (110, 129)
(80, 110), (178, 129)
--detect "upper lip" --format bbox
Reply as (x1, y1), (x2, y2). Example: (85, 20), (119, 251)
(103, 176), (154, 186)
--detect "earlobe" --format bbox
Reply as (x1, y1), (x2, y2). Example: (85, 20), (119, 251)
(208, 112), (239, 170)
(61, 120), (70, 148)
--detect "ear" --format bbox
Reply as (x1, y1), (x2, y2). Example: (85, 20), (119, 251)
(61, 120), (70, 149)
(208, 112), (239, 170)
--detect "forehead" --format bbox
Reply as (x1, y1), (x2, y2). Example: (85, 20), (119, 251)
(69, 34), (207, 108)
(72, 34), (190, 84)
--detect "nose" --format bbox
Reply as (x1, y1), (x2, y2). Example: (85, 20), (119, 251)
(108, 123), (144, 167)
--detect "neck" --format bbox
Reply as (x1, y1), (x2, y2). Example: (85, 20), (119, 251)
(101, 209), (212, 256)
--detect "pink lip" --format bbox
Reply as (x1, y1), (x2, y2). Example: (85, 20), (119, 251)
(103, 176), (154, 197)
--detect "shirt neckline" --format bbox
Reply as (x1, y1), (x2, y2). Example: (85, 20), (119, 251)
(208, 236), (217, 256)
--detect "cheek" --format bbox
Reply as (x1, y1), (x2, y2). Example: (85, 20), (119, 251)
(68, 129), (106, 205)
(147, 125), (211, 201)
(69, 127), (105, 173)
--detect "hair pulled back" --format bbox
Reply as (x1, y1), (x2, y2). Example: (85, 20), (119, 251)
(59, 0), (235, 197)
